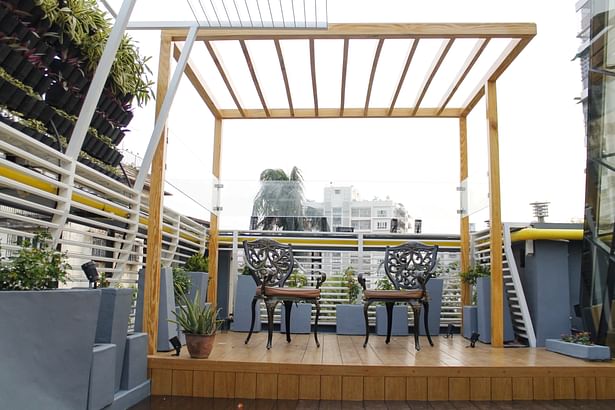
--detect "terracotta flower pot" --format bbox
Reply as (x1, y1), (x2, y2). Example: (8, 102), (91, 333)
(185, 333), (216, 359)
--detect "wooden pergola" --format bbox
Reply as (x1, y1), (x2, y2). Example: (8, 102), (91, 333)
(142, 22), (536, 354)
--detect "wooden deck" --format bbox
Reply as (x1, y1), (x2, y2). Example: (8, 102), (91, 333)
(148, 332), (615, 401)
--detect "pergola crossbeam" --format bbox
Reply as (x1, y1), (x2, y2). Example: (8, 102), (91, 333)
(310, 39), (319, 116)
(239, 40), (270, 117)
(274, 39), (295, 116)
(364, 38), (385, 116)
(340, 38), (349, 115)
(204, 40), (245, 117)
(219, 107), (463, 119)
(412, 39), (454, 116)
(388, 39), (419, 116)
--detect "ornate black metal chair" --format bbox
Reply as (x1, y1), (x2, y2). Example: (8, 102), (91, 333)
(358, 242), (438, 351)
(243, 238), (327, 349)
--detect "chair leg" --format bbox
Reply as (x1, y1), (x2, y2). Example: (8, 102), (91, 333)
(313, 299), (321, 348)
(265, 299), (277, 350)
(245, 297), (258, 344)
(385, 302), (394, 344)
(283, 300), (293, 343)
(410, 303), (421, 351)
(363, 301), (371, 348)
(423, 300), (434, 347)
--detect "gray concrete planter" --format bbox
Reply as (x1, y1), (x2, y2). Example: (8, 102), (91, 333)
(231, 275), (261, 332)
(335, 304), (365, 335)
(476, 277), (514, 343)
(187, 272), (209, 305)
(419, 278), (443, 336)
(463, 305), (478, 339)
(376, 305), (409, 336)
(545, 339), (611, 361)
(280, 302), (312, 334)
(0, 289), (101, 410)
(135, 267), (176, 351)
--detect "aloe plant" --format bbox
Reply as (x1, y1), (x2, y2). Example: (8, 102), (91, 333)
(170, 290), (222, 336)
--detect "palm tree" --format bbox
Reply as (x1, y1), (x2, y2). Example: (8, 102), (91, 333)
(251, 167), (305, 231)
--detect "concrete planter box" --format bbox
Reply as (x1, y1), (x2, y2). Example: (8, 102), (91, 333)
(335, 304), (365, 335)
(463, 306), (478, 339)
(376, 305), (409, 336)
(89, 343), (116, 410)
(545, 339), (611, 361)
(280, 302), (312, 334)
(419, 278), (443, 336)
(476, 277), (514, 343)
(121, 333), (148, 391)
(135, 267), (176, 351)
(231, 275), (261, 332)
(95, 288), (132, 393)
(0, 289), (101, 410)
(187, 272), (209, 305)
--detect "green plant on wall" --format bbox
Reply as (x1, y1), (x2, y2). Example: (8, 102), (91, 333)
(342, 266), (361, 304)
(286, 269), (308, 288)
(184, 253), (208, 272)
(0, 231), (70, 290)
(459, 263), (490, 305)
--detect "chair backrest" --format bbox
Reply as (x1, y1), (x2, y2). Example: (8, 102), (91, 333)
(243, 239), (294, 287)
(383, 242), (438, 290)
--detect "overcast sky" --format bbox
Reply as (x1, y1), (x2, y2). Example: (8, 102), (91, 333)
(119, 0), (585, 233)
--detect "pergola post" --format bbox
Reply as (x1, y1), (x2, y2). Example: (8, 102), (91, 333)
(459, 115), (471, 307)
(486, 80), (503, 347)
(143, 33), (172, 355)
(207, 118), (223, 306)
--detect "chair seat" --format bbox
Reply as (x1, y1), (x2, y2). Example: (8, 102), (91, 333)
(257, 287), (320, 299)
(363, 289), (424, 300)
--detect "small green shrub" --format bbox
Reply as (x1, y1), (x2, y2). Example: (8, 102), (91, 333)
(184, 253), (208, 272)
(376, 276), (395, 291)
(342, 266), (361, 304)
(459, 264), (490, 286)
(286, 269), (308, 288)
(170, 291), (222, 335)
(561, 331), (592, 345)
(0, 231), (70, 290)
(172, 266), (191, 301)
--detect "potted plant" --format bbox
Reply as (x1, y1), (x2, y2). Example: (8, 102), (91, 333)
(279, 269), (312, 334)
(231, 264), (261, 332)
(546, 331), (611, 361)
(170, 291), (222, 359)
(0, 231), (102, 409)
(375, 276), (409, 336)
(459, 264), (489, 338)
(336, 266), (365, 335)
(183, 253), (209, 307)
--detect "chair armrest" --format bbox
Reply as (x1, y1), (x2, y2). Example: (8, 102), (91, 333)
(295, 261), (327, 288)
(358, 272), (367, 291)
(315, 271), (327, 288)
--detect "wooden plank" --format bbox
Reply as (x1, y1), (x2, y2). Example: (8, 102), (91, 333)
(214, 371), (235, 398)
(437, 38), (489, 114)
(596, 376), (615, 399)
(171, 369), (193, 396)
(173, 43), (221, 118)
(385, 376), (407, 401)
(574, 376), (596, 400)
(448, 377), (470, 401)
(219, 107), (463, 119)
(309, 39), (318, 116)
(406, 377), (428, 401)
(470, 377), (491, 401)
(299, 375), (320, 400)
(204, 40), (244, 116)
(486, 80), (503, 347)
(364, 376), (385, 400)
(274, 39), (294, 117)
(388, 39), (419, 116)
(427, 376), (448, 401)
(256, 373), (278, 399)
(166, 23), (538, 41)
(340, 39), (349, 116)
(512, 377), (533, 400)
(235, 372), (257, 399)
(553, 377), (574, 400)
(459, 115), (471, 307)
(411, 39), (454, 115)
(491, 377), (512, 401)
(364, 38), (385, 116)
(207, 118), (222, 305)
(461, 37), (533, 116)
(321, 375), (342, 400)
(532, 376), (554, 400)
(193, 370), (214, 397)
(144, 32), (172, 355)
(278, 374), (299, 400)
(239, 40), (269, 117)
(151, 368), (173, 395)
(342, 376), (364, 401)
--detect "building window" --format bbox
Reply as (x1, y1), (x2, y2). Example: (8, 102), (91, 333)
(334, 189), (341, 195)
(92, 237), (107, 258)
(351, 220), (370, 230)
(333, 217), (342, 225)
(332, 207), (342, 215)
(377, 209), (387, 217)
(351, 208), (371, 217)
(376, 221), (388, 230)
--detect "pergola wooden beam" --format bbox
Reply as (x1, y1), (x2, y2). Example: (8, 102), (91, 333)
(340, 38), (349, 115)
(204, 40), (245, 117)
(309, 39), (319, 116)
(388, 39), (419, 116)
(412, 39), (454, 116)
(239, 40), (270, 117)
(173, 44), (221, 119)
(364, 38), (385, 116)
(166, 23), (537, 41)
(274, 39), (295, 117)
(219, 107), (463, 119)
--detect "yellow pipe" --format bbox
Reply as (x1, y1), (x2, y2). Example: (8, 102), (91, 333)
(510, 228), (583, 242)
(0, 163), (202, 244)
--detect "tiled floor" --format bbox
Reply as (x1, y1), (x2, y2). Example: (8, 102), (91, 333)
(130, 396), (615, 409)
